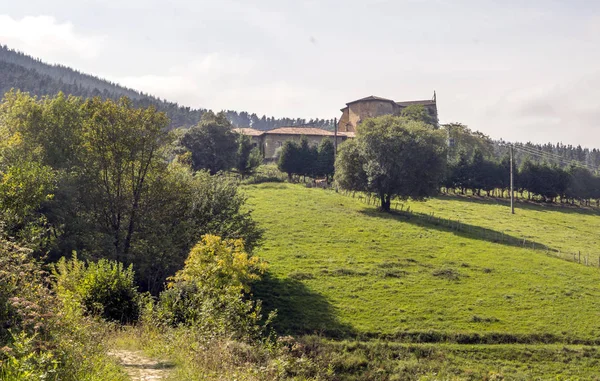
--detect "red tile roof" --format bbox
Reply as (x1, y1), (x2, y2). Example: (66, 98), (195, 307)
(235, 126), (355, 138)
(395, 100), (436, 107)
(266, 127), (336, 136)
(233, 128), (265, 136)
(346, 95), (395, 105)
(344, 96), (437, 108)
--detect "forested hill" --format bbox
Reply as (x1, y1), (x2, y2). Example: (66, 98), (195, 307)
(0, 45), (335, 130)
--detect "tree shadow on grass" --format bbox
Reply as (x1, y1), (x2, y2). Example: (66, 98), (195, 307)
(253, 272), (354, 338)
(437, 194), (600, 216)
(359, 208), (554, 252)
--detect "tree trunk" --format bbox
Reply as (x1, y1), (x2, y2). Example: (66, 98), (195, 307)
(380, 194), (391, 211)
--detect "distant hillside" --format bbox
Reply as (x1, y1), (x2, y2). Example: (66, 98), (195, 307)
(0, 45), (335, 130)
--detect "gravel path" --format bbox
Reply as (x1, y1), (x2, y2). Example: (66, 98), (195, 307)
(110, 350), (172, 381)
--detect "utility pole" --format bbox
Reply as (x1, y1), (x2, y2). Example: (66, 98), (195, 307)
(333, 117), (338, 155)
(510, 144), (515, 214)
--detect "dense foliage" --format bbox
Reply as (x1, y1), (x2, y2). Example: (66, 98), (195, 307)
(400, 104), (439, 127)
(0, 91), (262, 294)
(443, 149), (600, 203)
(156, 235), (269, 339)
(440, 122), (600, 204)
(0, 239), (127, 380)
(335, 116), (447, 210)
(234, 134), (262, 179)
(176, 111), (238, 174)
(52, 256), (141, 323)
(277, 137), (335, 181)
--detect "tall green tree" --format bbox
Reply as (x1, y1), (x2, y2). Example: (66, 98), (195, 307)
(78, 97), (170, 262)
(335, 116), (447, 211)
(298, 136), (318, 179)
(443, 123), (493, 164)
(316, 138), (335, 181)
(177, 111), (237, 174)
(334, 139), (368, 192)
(234, 134), (262, 179)
(400, 105), (438, 127)
(277, 140), (300, 181)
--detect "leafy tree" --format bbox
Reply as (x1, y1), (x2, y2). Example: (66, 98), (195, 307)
(298, 136), (318, 179)
(78, 97), (170, 262)
(177, 111), (237, 174)
(400, 105), (438, 127)
(466, 150), (503, 196)
(316, 138), (335, 181)
(443, 123), (493, 163)
(518, 160), (570, 202)
(335, 139), (368, 192)
(566, 165), (596, 201)
(235, 134), (262, 179)
(335, 116), (447, 211)
(278, 140), (301, 181)
(518, 158), (536, 199)
(444, 150), (470, 194)
(0, 161), (56, 246)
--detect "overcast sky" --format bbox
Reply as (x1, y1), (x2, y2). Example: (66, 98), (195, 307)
(1, 0), (599, 146)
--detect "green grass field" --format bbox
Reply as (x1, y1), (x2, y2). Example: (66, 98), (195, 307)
(244, 183), (600, 343)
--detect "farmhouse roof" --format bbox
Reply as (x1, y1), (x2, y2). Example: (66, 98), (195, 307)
(232, 128), (265, 136)
(346, 95), (395, 105)
(266, 127), (336, 136)
(395, 99), (436, 107)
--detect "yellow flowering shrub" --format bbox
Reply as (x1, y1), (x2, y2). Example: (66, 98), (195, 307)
(169, 234), (266, 294)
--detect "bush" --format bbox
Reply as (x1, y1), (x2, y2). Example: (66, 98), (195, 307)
(0, 239), (127, 381)
(52, 255), (141, 324)
(0, 240), (53, 344)
(156, 235), (272, 340)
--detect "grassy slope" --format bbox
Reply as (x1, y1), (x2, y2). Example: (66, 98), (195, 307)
(244, 183), (600, 341)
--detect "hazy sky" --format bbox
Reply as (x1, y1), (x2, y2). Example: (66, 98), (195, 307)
(1, 0), (599, 146)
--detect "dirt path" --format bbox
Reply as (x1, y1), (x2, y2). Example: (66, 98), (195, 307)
(110, 350), (173, 381)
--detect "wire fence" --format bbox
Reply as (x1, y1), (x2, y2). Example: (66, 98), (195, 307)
(227, 170), (600, 269)
(335, 189), (600, 269)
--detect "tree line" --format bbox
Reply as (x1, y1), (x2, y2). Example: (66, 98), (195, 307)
(277, 137), (336, 182)
(444, 150), (600, 204)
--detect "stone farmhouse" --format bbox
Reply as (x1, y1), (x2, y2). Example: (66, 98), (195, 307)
(234, 93), (437, 159)
(338, 93), (437, 132)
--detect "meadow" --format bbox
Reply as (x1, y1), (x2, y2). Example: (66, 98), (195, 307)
(244, 183), (600, 343)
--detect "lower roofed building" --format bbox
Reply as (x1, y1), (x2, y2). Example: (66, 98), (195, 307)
(233, 127), (353, 160)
